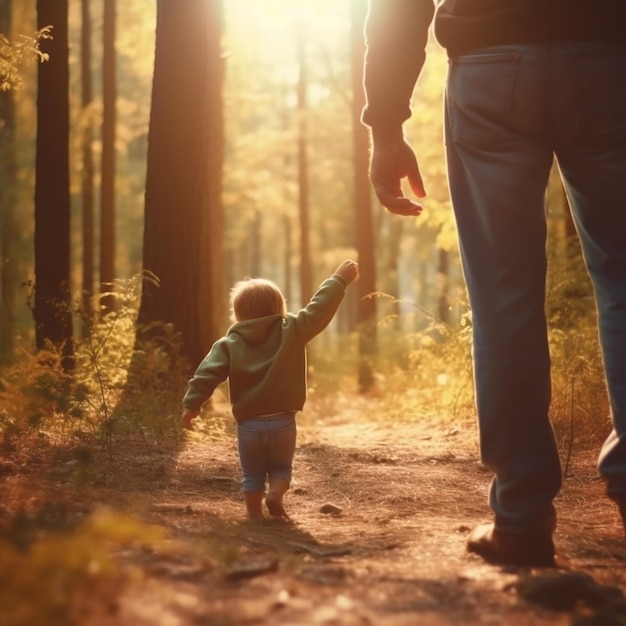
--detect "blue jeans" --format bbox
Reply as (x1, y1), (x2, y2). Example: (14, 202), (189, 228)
(236, 413), (296, 492)
(445, 42), (626, 534)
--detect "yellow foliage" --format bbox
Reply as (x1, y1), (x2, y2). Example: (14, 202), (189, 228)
(0, 508), (163, 626)
(0, 347), (77, 436)
(0, 27), (52, 91)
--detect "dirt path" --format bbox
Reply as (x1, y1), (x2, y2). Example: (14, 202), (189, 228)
(4, 396), (626, 625)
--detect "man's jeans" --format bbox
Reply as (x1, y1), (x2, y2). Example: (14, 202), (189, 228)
(444, 42), (626, 534)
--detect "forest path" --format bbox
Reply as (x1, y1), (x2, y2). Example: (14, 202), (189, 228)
(4, 395), (626, 625)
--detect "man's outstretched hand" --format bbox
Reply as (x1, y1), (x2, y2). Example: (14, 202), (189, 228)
(369, 137), (426, 216)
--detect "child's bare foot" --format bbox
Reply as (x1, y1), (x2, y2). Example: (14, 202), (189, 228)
(244, 491), (265, 519)
(265, 493), (289, 519)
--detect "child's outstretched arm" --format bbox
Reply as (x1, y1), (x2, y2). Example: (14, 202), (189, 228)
(292, 259), (360, 341)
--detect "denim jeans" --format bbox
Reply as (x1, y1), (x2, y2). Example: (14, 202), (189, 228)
(236, 413), (296, 492)
(444, 42), (626, 533)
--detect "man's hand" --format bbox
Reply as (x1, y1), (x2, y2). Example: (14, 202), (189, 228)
(369, 137), (426, 216)
(182, 409), (199, 430)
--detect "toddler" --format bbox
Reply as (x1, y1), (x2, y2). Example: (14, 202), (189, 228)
(182, 260), (359, 519)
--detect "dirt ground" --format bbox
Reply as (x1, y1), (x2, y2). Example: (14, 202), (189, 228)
(3, 393), (626, 626)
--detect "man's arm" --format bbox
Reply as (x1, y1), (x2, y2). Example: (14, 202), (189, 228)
(362, 0), (434, 133)
(361, 1), (435, 215)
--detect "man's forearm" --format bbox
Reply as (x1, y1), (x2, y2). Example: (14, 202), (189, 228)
(361, 0), (434, 134)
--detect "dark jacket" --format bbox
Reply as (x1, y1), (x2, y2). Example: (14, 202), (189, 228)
(436, 0), (626, 57)
(362, 0), (626, 131)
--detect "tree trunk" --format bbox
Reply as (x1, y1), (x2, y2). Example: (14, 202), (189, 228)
(296, 18), (312, 307)
(81, 0), (95, 325)
(35, 0), (74, 367)
(351, 0), (376, 392)
(100, 0), (116, 313)
(250, 209), (261, 277)
(0, 0), (16, 363)
(436, 248), (450, 325)
(138, 0), (224, 367)
(199, 0), (225, 349)
(384, 216), (403, 329)
(284, 214), (292, 305)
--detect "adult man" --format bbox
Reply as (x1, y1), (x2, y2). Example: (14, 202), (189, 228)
(362, 0), (626, 566)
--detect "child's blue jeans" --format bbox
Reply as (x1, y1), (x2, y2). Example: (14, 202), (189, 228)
(236, 413), (296, 492)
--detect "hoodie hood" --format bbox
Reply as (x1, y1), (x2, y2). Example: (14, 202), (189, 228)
(227, 314), (284, 346)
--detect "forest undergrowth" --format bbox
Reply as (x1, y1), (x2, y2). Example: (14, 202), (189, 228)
(0, 271), (617, 625)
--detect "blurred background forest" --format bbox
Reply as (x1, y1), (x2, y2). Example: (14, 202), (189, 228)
(0, 0), (610, 448)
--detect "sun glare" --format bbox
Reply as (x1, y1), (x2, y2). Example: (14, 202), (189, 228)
(226, 0), (351, 75)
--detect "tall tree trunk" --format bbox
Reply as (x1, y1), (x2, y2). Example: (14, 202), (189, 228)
(81, 0), (95, 325)
(199, 0), (225, 349)
(35, 0), (74, 366)
(250, 209), (261, 276)
(384, 216), (403, 329)
(350, 0), (376, 392)
(283, 214), (292, 305)
(436, 248), (450, 325)
(100, 0), (116, 313)
(296, 17), (312, 307)
(0, 0), (16, 363)
(138, 0), (224, 367)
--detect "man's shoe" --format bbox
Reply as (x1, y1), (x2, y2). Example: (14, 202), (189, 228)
(467, 523), (555, 567)
(613, 498), (626, 534)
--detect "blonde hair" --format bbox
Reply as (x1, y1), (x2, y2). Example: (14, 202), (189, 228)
(230, 278), (287, 323)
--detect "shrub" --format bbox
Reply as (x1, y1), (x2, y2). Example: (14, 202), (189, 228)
(0, 507), (163, 626)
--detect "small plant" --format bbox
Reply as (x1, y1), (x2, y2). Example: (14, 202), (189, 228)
(0, 345), (83, 447)
(0, 273), (190, 454)
(0, 507), (163, 626)
(0, 26), (52, 91)
(397, 305), (475, 421)
(71, 274), (191, 454)
(546, 242), (609, 450)
(74, 277), (146, 445)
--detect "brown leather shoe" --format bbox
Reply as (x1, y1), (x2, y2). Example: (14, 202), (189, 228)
(613, 498), (626, 534)
(467, 523), (555, 567)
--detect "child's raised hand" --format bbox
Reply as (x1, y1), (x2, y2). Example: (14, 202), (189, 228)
(334, 259), (359, 285)
(182, 409), (199, 430)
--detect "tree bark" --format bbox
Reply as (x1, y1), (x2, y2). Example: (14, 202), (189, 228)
(351, 0), (376, 392)
(437, 248), (450, 325)
(34, 0), (74, 366)
(138, 0), (224, 367)
(81, 0), (95, 325)
(0, 0), (16, 363)
(384, 216), (403, 329)
(296, 17), (312, 307)
(100, 0), (116, 313)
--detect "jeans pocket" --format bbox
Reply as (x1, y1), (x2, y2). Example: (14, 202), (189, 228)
(272, 419), (296, 435)
(269, 421), (296, 470)
(237, 421), (259, 436)
(446, 48), (538, 149)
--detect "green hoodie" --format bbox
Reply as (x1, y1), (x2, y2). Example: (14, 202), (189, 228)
(182, 274), (348, 422)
